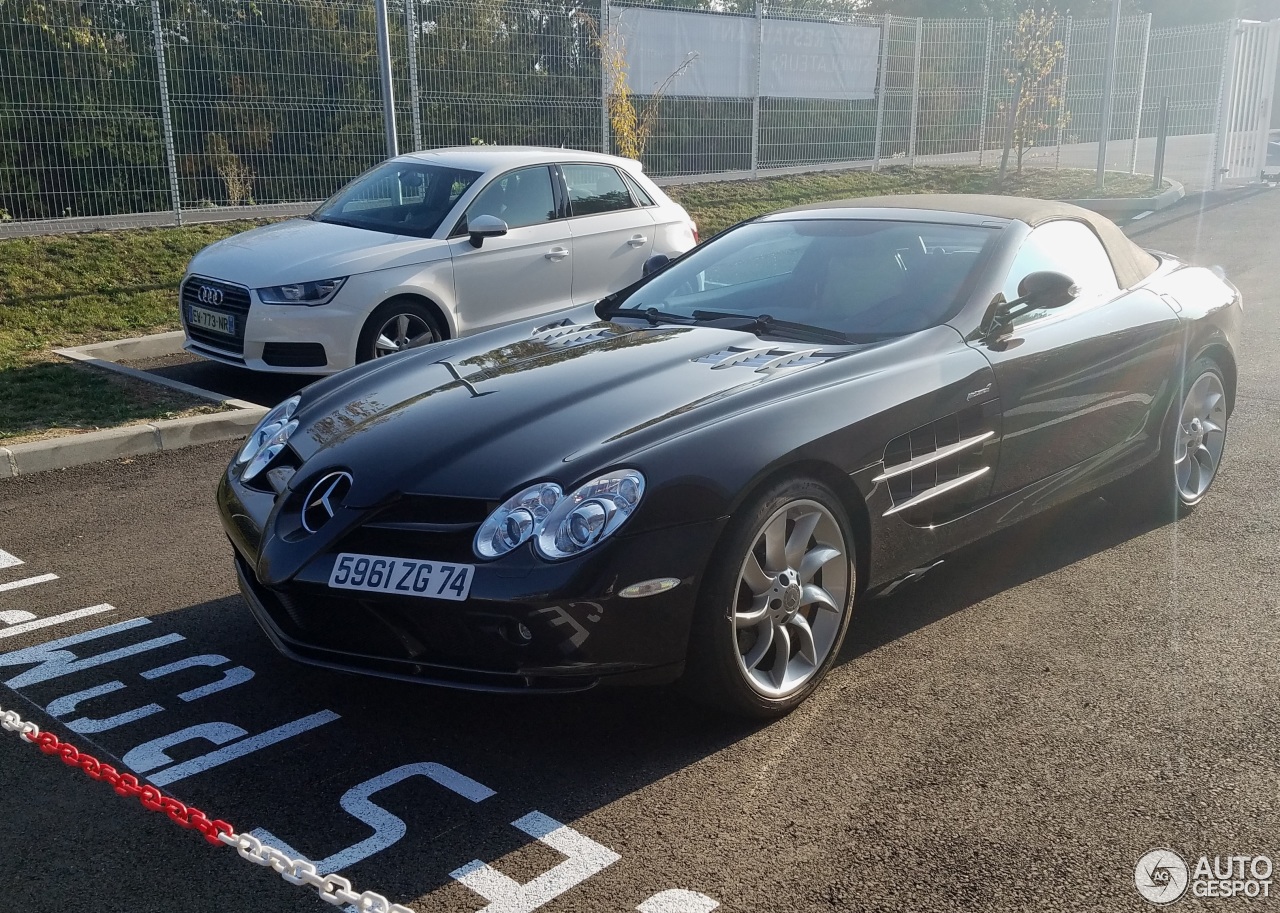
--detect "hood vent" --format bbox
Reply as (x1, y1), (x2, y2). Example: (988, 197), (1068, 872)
(692, 345), (835, 374)
(529, 319), (618, 349)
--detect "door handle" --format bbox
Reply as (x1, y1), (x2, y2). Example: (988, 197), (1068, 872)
(545, 247), (569, 261)
(627, 234), (648, 247)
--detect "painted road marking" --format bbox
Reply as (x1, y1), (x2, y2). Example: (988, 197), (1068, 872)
(0, 611), (36, 624)
(145, 711), (340, 786)
(249, 762), (497, 872)
(0, 617), (181, 686)
(637, 891), (720, 912)
(46, 680), (163, 734)
(0, 573), (59, 592)
(452, 811), (621, 913)
(0, 604), (116, 640)
(140, 654), (255, 702)
(0, 549), (23, 570)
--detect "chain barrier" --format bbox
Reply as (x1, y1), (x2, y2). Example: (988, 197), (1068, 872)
(0, 703), (415, 913)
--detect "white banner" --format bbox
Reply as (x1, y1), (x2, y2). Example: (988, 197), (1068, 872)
(610, 6), (881, 101)
(761, 20), (881, 101)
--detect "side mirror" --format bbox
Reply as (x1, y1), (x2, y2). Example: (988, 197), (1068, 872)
(467, 214), (508, 248)
(642, 253), (671, 277)
(1015, 270), (1080, 311)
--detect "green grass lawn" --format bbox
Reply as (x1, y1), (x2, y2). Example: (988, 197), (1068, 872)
(0, 166), (1165, 443)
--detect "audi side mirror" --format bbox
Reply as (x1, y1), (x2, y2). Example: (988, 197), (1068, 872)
(467, 214), (508, 248)
(642, 253), (671, 277)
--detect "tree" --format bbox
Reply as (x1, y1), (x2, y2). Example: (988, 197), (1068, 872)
(998, 7), (1066, 182)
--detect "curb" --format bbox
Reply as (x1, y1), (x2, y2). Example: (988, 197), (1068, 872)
(1070, 179), (1185, 218)
(2, 332), (268, 479)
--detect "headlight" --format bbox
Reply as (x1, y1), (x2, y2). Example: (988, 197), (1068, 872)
(242, 419), (297, 481)
(257, 277), (347, 306)
(474, 482), (563, 559)
(238, 394), (300, 475)
(535, 470), (645, 560)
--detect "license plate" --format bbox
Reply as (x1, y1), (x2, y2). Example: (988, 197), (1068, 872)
(188, 305), (235, 336)
(328, 552), (474, 602)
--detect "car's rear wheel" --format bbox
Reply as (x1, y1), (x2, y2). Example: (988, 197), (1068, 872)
(686, 478), (856, 718)
(357, 298), (444, 363)
(1114, 355), (1228, 518)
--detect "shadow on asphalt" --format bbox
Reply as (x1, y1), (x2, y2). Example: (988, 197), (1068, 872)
(140, 358), (322, 408)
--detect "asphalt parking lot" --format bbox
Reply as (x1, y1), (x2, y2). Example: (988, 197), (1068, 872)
(2, 187), (1279, 913)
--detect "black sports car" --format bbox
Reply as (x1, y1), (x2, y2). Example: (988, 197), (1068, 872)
(218, 195), (1241, 717)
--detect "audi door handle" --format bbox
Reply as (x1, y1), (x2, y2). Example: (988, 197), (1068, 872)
(545, 247), (569, 261)
(628, 235), (648, 247)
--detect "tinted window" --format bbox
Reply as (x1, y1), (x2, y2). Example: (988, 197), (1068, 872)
(562, 164), (636, 215)
(464, 166), (556, 230)
(1003, 220), (1120, 320)
(620, 219), (998, 338)
(314, 162), (480, 237)
(620, 171), (656, 206)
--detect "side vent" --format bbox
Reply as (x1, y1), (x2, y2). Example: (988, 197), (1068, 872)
(877, 406), (994, 517)
(530, 320), (617, 348)
(691, 346), (836, 374)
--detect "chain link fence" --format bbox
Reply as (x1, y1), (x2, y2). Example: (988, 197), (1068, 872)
(0, 0), (1268, 230)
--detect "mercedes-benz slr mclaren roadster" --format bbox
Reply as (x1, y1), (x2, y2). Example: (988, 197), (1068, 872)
(218, 195), (1241, 718)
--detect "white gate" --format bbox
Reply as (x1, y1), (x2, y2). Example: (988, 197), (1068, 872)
(1212, 19), (1280, 188)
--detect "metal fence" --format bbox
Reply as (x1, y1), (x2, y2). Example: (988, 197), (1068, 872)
(0, 0), (1271, 230)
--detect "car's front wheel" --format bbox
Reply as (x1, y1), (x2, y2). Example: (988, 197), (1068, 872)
(357, 297), (444, 363)
(686, 478), (856, 718)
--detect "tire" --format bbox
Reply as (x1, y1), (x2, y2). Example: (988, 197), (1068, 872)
(1112, 355), (1229, 519)
(356, 297), (445, 363)
(684, 477), (857, 719)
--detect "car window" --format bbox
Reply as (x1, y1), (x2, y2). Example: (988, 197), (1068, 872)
(562, 164), (636, 216)
(620, 219), (999, 338)
(313, 162), (481, 237)
(1002, 220), (1121, 321)
(463, 166), (556, 230)
(620, 171), (656, 206)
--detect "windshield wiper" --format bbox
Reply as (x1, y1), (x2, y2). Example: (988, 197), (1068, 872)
(596, 304), (698, 326)
(690, 311), (865, 345)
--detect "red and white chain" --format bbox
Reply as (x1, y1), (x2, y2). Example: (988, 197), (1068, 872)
(0, 702), (414, 913)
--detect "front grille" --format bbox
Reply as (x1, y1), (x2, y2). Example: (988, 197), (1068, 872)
(263, 342), (327, 368)
(182, 276), (251, 356)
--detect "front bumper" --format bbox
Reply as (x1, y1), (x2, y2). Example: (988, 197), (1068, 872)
(218, 468), (726, 693)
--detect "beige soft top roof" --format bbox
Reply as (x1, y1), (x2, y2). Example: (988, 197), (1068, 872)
(776, 193), (1159, 289)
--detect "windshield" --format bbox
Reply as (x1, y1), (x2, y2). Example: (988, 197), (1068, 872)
(313, 161), (482, 237)
(615, 218), (1001, 339)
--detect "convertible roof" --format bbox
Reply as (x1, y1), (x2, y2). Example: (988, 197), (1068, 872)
(777, 193), (1159, 289)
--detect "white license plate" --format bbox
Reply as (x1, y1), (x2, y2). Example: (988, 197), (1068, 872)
(328, 552), (474, 601)
(188, 304), (235, 336)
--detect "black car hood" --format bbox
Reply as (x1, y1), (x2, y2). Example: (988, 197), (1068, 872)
(287, 310), (867, 504)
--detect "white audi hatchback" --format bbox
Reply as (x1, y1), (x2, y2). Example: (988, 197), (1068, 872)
(180, 147), (698, 373)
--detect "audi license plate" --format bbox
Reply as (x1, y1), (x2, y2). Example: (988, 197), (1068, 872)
(328, 552), (473, 602)
(188, 305), (235, 336)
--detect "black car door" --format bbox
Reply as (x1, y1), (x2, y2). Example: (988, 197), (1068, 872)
(971, 219), (1182, 498)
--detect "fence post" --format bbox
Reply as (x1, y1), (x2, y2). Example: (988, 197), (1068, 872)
(149, 0), (182, 224)
(1096, 0), (1123, 190)
(750, 1), (762, 177)
(374, 0), (398, 158)
(872, 13), (891, 170)
(977, 18), (993, 166)
(1055, 16), (1073, 169)
(1129, 12), (1152, 174)
(600, 2), (610, 154)
(404, 0), (423, 151)
(1212, 20), (1241, 191)
(908, 17), (923, 166)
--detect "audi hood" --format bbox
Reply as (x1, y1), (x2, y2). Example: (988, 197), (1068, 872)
(186, 218), (451, 289)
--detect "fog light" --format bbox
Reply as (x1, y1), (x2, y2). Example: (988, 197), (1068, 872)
(619, 577), (681, 599)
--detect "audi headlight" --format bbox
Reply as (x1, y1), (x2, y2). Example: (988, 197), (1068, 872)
(257, 277), (347, 306)
(535, 470), (645, 560)
(238, 394), (300, 474)
(474, 482), (563, 559)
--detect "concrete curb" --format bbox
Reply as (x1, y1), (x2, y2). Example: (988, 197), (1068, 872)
(1070, 179), (1185, 218)
(1, 332), (268, 479)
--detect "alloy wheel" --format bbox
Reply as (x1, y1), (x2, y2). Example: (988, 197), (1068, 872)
(731, 499), (851, 699)
(374, 313), (436, 357)
(1173, 370), (1227, 503)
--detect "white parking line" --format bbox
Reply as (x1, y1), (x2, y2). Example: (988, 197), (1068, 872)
(0, 573), (59, 592)
(0, 549), (23, 570)
(0, 604), (115, 640)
